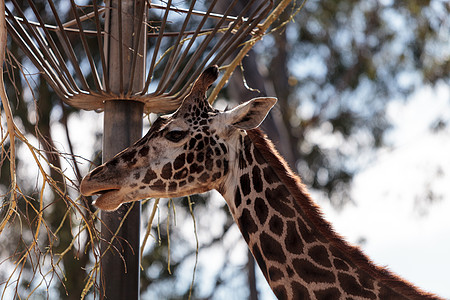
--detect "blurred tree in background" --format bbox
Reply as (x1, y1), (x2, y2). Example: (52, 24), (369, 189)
(0, 0), (448, 299)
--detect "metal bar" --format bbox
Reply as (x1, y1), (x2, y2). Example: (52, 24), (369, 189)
(68, 0), (103, 91)
(215, 1), (272, 66)
(126, 0), (147, 96)
(5, 4), (69, 96)
(142, 0), (172, 94)
(47, 0), (90, 91)
(169, 0), (231, 93)
(62, 7), (106, 28)
(167, 0), (221, 89)
(5, 2), (242, 32)
(101, 1), (145, 299)
(118, 0), (124, 94)
(5, 14), (230, 37)
(209, 0), (281, 103)
(149, 3), (247, 21)
(179, 0), (259, 89)
(155, 0), (197, 93)
(18, 0), (78, 94)
(5, 19), (68, 100)
(93, 0), (110, 93)
(153, 0), (187, 94)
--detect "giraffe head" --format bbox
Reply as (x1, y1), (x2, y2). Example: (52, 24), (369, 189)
(80, 66), (276, 211)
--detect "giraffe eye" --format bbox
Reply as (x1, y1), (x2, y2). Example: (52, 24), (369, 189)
(165, 130), (188, 142)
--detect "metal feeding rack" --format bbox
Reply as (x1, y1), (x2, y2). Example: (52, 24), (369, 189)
(5, 0), (273, 114)
(2, 1), (297, 298)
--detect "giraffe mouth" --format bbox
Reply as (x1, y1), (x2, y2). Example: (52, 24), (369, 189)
(90, 188), (123, 211)
(96, 188), (120, 196)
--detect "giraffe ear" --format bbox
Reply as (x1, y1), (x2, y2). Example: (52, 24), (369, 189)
(224, 97), (277, 130)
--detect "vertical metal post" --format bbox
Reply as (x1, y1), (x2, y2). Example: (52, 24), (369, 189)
(101, 1), (146, 299)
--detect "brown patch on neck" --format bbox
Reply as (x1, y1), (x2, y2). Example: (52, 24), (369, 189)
(247, 128), (441, 300)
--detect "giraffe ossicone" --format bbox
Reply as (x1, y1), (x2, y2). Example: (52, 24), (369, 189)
(80, 66), (441, 299)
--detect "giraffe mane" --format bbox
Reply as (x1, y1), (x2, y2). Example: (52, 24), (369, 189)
(247, 128), (441, 300)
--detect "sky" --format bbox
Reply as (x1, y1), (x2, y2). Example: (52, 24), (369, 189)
(313, 83), (450, 299)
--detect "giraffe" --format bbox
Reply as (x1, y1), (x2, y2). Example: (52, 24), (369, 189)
(80, 66), (442, 300)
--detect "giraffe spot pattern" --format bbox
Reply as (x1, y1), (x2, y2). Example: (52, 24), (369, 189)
(252, 166), (263, 193)
(254, 197), (268, 225)
(333, 258), (349, 271)
(168, 181), (177, 192)
(268, 266), (284, 282)
(291, 282), (309, 300)
(240, 174), (251, 196)
(161, 163), (173, 179)
(121, 149), (137, 163)
(196, 151), (204, 162)
(212, 172), (221, 181)
(330, 246), (356, 269)
(186, 152), (194, 164)
(174, 168), (188, 180)
(235, 187), (242, 208)
(293, 258), (336, 284)
(138, 145), (149, 156)
(260, 232), (286, 264)
(356, 270), (375, 290)
(263, 166), (279, 184)
(338, 273), (377, 299)
(273, 285), (287, 300)
(243, 135), (254, 165)
(379, 286), (409, 300)
(223, 159), (229, 175)
(189, 163), (204, 174)
(297, 217), (317, 243)
(150, 179), (166, 192)
(252, 143), (266, 164)
(265, 186), (295, 217)
(314, 288), (341, 300)
(252, 244), (268, 278)
(196, 140), (205, 151)
(188, 138), (196, 150)
(238, 208), (257, 243)
(219, 142), (227, 154)
(198, 172), (209, 183)
(173, 154), (185, 170)
(269, 214), (284, 236)
(142, 169), (157, 184)
(286, 266), (295, 277)
(308, 245), (332, 268)
(238, 150), (247, 169)
(285, 220), (304, 254)
(205, 150), (214, 170)
(214, 146), (221, 156)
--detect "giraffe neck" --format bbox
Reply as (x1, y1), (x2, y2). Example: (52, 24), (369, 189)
(218, 129), (438, 300)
